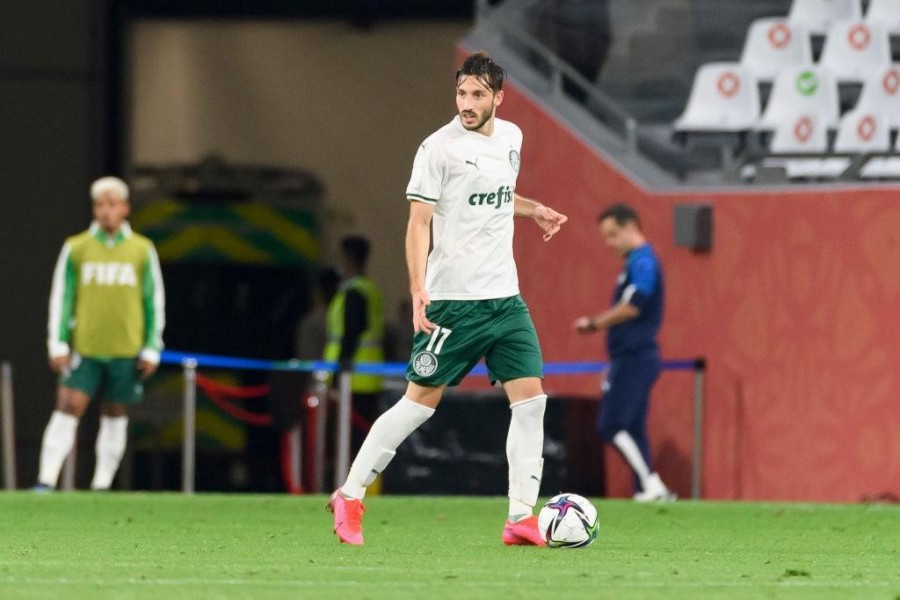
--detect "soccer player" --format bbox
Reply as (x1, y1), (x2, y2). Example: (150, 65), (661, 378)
(327, 51), (568, 545)
(573, 203), (674, 502)
(36, 176), (165, 491)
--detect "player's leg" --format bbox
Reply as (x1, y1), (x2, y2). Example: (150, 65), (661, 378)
(499, 377), (547, 546)
(329, 299), (484, 544)
(601, 353), (672, 500)
(597, 358), (655, 493)
(625, 352), (673, 501)
(337, 298), (486, 500)
(487, 296), (547, 546)
(91, 358), (143, 490)
(339, 382), (441, 500)
(328, 382), (440, 545)
(36, 357), (97, 488)
(91, 403), (129, 490)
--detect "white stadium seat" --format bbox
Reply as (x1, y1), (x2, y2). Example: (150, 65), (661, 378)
(788, 0), (862, 36)
(741, 18), (813, 83)
(866, 0), (900, 35)
(764, 113), (830, 179)
(854, 64), (900, 129)
(770, 114), (828, 153)
(859, 125), (900, 178)
(673, 62), (760, 132)
(819, 20), (891, 83)
(757, 66), (840, 131)
(817, 110), (891, 177)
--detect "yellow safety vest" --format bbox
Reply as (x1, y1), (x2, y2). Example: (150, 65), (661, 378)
(324, 276), (384, 393)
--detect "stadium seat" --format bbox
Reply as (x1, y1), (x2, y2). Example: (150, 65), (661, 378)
(866, 0), (900, 36)
(762, 113), (830, 179)
(819, 20), (891, 83)
(854, 64), (900, 129)
(740, 18), (813, 83)
(788, 0), (862, 36)
(816, 110), (891, 177)
(673, 62), (760, 133)
(757, 66), (840, 132)
(859, 125), (900, 178)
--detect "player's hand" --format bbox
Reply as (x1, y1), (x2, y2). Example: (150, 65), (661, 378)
(137, 359), (158, 379)
(49, 355), (70, 374)
(534, 205), (568, 241)
(573, 316), (597, 333)
(411, 289), (436, 334)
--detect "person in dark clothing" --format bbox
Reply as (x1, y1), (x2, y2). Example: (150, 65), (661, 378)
(574, 203), (674, 502)
(324, 236), (385, 454)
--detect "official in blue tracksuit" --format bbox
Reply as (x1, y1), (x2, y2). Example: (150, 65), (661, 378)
(574, 203), (675, 502)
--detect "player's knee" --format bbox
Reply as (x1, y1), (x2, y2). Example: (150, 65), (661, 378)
(56, 387), (89, 417)
(101, 403), (128, 417)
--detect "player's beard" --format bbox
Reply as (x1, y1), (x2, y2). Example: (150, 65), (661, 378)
(459, 106), (493, 131)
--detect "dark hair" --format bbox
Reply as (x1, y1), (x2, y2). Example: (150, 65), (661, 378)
(341, 235), (370, 268)
(598, 203), (641, 228)
(456, 51), (505, 93)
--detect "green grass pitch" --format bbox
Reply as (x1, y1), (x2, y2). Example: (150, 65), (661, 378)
(0, 493), (898, 599)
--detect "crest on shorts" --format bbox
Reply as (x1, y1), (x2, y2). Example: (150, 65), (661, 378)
(508, 149), (520, 172)
(413, 351), (438, 377)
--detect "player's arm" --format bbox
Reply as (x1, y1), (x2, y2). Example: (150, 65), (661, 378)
(575, 256), (657, 333)
(138, 244), (166, 378)
(406, 200), (437, 334)
(513, 193), (567, 241)
(574, 301), (639, 333)
(47, 242), (76, 373)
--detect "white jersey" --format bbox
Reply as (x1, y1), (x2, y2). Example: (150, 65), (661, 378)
(406, 116), (523, 300)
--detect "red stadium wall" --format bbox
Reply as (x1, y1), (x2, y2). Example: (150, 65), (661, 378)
(493, 78), (900, 503)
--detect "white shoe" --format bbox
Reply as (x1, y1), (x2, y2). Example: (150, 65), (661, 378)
(633, 472), (677, 503)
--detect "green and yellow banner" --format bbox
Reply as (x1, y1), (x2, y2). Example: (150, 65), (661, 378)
(133, 199), (320, 266)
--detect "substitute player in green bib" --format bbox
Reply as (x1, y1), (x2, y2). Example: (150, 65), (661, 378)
(36, 176), (165, 491)
(329, 51), (568, 545)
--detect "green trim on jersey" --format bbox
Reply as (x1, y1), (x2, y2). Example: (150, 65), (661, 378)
(407, 194), (437, 204)
(48, 243), (80, 355)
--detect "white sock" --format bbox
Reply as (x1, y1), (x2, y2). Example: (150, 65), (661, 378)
(612, 430), (651, 490)
(340, 396), (434, 500)
(91, 416), (129, 490)
(507, 395), (546, 520)
(37, 411), (79, 487)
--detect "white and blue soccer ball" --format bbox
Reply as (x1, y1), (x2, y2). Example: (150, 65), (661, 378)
(538, 493), (600, 548)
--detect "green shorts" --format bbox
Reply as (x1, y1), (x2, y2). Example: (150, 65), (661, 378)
(406, 295), (543, 387)
(60, 354), (144, 404)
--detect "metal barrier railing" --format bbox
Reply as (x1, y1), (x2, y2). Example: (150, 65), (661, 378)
(160, 351), (706, 499)
(0, 353), (705, 497)
(1, 361), (16, 490)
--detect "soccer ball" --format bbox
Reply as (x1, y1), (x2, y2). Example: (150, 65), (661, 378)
(538, 493), (600, 548)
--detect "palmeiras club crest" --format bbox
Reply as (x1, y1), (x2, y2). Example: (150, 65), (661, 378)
(509, 149), (520, 172)
(413, 351), (438, 376)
